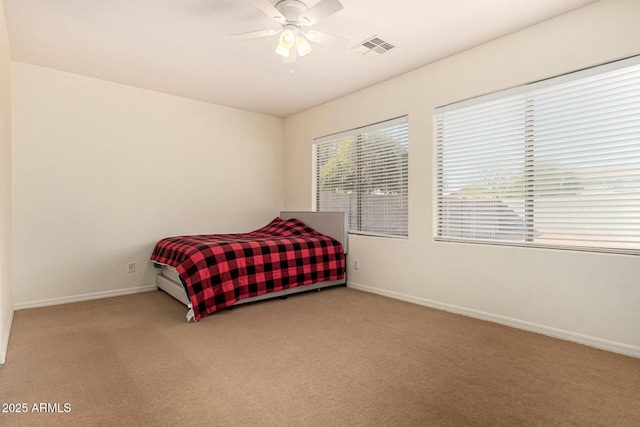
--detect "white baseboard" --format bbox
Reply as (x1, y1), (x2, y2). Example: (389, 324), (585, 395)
(13, 285), (158, 311)
(347, 281), (640, 359)
(0, 306), (14, 364)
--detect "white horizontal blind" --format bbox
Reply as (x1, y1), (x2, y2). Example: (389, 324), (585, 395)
(314, 116), (409, 237)
(435, 56), (640, 254)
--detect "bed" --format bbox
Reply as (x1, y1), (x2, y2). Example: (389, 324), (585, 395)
(150, 211), (348, 321)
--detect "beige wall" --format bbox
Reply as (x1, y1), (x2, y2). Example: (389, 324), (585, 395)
(0, 1), (13, 364)
(284, 0), (640, 355)
(11, 62), (284, 307)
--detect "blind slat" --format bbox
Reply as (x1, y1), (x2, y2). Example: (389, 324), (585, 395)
(315, 116), (409, 238)
(434, 56), (640, 254)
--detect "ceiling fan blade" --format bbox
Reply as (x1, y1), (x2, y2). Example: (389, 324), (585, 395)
(230, 29), (280, 41)
(250, 0), (285, 23)
(299, 0), (343, 26)
(305, 30), (349, 50)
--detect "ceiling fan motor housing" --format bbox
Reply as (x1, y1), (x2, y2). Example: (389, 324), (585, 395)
(275, 0), (308, 23)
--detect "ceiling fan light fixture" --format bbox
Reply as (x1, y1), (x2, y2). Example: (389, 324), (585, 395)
(295, 35), (312, 56)
(275, 43), (291, 58)
(275, 28), (295, 57)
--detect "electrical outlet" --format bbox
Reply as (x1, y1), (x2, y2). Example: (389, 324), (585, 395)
(127, 262), (135, 273)
(353, 259), (360, 269)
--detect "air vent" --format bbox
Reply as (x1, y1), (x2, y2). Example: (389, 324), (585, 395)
(352, 35), (395, 57)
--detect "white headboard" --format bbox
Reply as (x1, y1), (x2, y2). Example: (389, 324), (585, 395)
(280, 211), (348, 254)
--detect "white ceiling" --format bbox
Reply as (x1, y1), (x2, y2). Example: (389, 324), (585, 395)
(3, 0), (598, 117)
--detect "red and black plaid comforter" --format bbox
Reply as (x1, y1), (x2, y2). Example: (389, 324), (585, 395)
(150, 217), (345, 320)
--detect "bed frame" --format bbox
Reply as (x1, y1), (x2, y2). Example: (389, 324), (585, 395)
(154, 211), (348, 320)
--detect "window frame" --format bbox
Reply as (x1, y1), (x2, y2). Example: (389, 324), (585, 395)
(313, 116), (409, 239)
(433, 55), (640, 255)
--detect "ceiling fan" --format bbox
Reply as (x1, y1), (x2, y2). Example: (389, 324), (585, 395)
(231, 0), (350, 63)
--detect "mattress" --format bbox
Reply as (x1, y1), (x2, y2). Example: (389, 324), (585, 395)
(151, 217), (345, 320)
(152, 212), (348, 321)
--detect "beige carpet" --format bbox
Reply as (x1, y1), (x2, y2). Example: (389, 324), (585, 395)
(1, 287), (639, 426)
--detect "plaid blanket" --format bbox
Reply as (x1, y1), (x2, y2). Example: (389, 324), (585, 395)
(150, 217), (345, 320)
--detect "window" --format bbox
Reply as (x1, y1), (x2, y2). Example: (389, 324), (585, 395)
(314, 116), (409, 237)
(434, 55), (640, 254)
